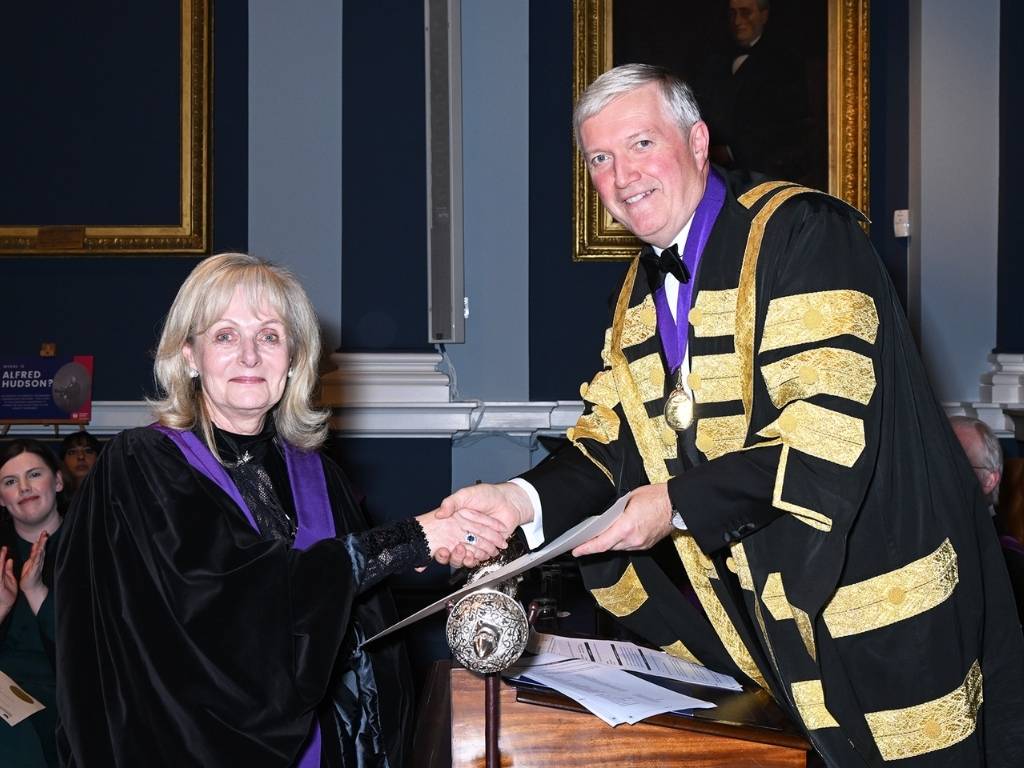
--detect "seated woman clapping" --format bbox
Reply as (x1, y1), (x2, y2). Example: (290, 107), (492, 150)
(54, 253), (504, 768)
(0, 439), (66, 768)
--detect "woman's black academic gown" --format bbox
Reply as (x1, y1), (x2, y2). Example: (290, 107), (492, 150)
(54, 426), (413, 767)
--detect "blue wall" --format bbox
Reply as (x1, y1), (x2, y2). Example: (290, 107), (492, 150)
(528, 0), (624, 402)
(341, 0), (431, 352)
(998, 0), (1024, 352)
(869, 1), (911, 310)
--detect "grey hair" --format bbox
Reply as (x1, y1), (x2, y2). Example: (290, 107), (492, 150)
(573, 63), (702, 149)
(950, 416), (1004, 503)
(148, 252), (328, 458)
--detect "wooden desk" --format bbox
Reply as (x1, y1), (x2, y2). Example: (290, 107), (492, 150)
(413, 662), (810, 768)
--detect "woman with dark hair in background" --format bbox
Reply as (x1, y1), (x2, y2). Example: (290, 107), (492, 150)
(58, 431), (101, 496)
(0, 439), (65, 768)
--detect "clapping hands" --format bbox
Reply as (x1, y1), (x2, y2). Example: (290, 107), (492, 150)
(0, 531), (50, 621)
(0, 546), (17, 623)
(20, 531), (50, 615)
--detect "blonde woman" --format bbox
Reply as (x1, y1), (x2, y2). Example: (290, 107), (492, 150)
(55, 253), (503, 768)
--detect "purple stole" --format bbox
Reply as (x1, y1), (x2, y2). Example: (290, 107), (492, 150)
(153, 425), (334, 768)
(653, 170), (727, 373)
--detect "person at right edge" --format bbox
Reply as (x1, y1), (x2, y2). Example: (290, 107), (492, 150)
(437, 64), (1024, 766)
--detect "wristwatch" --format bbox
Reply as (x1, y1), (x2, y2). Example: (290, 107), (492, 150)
(670, 507), (687, 531)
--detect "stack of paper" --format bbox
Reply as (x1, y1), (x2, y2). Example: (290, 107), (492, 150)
(528, 632), (741, 691)
(508, 652), (714, 727)
(508, 632), (742, 727)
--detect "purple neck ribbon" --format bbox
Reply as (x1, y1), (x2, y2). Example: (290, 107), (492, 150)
(152, 425), (333, 768)
(652, 169), (726, 374)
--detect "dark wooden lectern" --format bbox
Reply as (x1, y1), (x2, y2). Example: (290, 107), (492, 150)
(413, 662), (811, 768)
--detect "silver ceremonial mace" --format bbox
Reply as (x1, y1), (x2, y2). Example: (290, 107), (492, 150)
(445, 547), (530, 768)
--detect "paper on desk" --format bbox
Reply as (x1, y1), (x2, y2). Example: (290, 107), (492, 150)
(0, 670), (46, 727)
(508, 652), (714, 726)
(529, 632), (741, 691)
(363, 494), (631, 645)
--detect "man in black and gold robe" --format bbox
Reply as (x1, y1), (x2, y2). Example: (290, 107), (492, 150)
(437, 64), (1024, 767)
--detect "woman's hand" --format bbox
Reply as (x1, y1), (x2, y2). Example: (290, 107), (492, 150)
(19, 531), (49, 616)
(431, 482), (530, 567)
(0, 546), (18, 623)
(416, 508), (508, 567)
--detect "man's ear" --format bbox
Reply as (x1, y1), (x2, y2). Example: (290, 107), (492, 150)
(688, 120), (710, 164)
(983, 469), (1002, 497)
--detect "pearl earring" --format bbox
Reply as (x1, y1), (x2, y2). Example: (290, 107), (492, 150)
(189, 368), (199, 379)
(287, 368), (294, 379)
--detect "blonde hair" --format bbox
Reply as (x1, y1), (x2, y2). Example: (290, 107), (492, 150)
(149, 253), (328, 455)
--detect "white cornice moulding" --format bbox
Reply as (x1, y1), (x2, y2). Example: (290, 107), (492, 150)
(1, 399), (585, 439)
(2, 353), (587, 439)
(943, 353), (1024, 438)
(319, 352), (451, 405)
(979, 353), (1024, 404)
(326, 400), (584, 438)
(318, 352), (584, 437)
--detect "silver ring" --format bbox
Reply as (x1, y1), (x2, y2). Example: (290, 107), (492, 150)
(464, 532), (477, 545)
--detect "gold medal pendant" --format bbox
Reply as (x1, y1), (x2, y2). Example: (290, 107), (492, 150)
(664, 369), (694, 431)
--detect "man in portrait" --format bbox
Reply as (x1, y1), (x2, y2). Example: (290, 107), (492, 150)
(438, 64), (1024, 767)
(695, 0), (815, 185)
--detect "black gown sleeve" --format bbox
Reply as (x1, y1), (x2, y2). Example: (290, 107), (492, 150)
(347, 517), (429, 593)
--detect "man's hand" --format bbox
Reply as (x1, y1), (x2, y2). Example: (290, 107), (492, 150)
(572, 483), (674, 557)
(432, 482), (533, 568)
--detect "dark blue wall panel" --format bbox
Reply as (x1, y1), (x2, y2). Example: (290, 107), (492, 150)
(2, 2), (180, 224)
(998, 0), (1024, 351)
(528, 0), (624, 402)
(869, 0), (910, 310)
(210, 0), (251, 256)
(1, 2), (248, 401)
(341, 0), (431, 352)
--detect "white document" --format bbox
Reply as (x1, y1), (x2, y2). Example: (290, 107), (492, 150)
(529, 631), (741, 691)
(363, 494), (631, 645)
(0, 670), (46, 727)
(509, 652), (714, 726)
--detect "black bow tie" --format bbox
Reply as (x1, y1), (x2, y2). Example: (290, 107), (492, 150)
(640, 243), (690, 284)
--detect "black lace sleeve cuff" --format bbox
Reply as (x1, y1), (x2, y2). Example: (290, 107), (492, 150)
(346, 517), (431, 593)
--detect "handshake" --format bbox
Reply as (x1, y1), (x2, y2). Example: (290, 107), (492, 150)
(413, 479), (676, 568)
(414, 482), (533, 568)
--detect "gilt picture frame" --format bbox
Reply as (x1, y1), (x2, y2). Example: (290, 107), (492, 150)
(0, 0), (210, 256)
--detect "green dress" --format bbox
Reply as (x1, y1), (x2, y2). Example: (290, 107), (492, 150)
(0, 527), (60, 768)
